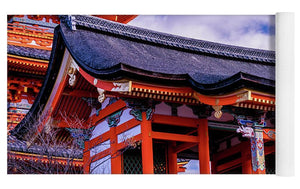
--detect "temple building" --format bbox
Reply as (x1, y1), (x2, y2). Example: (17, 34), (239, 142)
(8, 15), (275, 174)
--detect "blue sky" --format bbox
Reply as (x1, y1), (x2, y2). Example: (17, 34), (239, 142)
(128, 15), (275, 50)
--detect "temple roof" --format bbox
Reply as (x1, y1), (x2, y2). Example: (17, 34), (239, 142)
(10, 15), (276, 139)
(59, 15), (275, 92)
(7, 45), (51, 60)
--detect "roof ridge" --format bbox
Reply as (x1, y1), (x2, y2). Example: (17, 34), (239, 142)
(61, 15), (275, 63)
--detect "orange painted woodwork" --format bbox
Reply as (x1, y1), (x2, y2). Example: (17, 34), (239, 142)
(88, 131), (112, 151)
(62, 89), (98, 98)
(263, 129), (276, 141)
(177, 164), (187, 173)
(141, 112), (154, 174)
(264, 144), (275, 155)
(89, 148), (111, 165)
(83, 150), (90, 174)
(87, 99), (127, 127)
(115, 134), (142, 151)
(50, 72), (69, 115)
(152, 131), (199, 143)
(110, 126), (122, 174)
(87, 119), (140, 149)
(194, 91), (249, 106)
(115, 118), (141, 135)
(7, 23), (53, 38)
(198, 119), (210, 174)
(132, 82), (194, 96)
(168, 141), (177, 174)
(8, 151), (83, 167)
(174, 142), (197, 154)
(216, 158), (242, 173)
(251, 93), (275, 104)
(241, 141), (252, 174)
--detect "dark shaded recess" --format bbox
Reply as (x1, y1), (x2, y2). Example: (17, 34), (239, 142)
(152, 123), (197, 135)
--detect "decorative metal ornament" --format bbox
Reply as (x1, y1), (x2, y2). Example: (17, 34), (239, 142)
(236, 125), (254, 138)
(67, 15), (76, 30)
(97, 88), (106, 103)
(212, 105), (223, 119)
(67, 59), (79, 87)
(106, 110), (123, 127)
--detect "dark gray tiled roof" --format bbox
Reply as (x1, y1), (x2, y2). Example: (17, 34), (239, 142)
(59, 15), (275, 85)
(7, 45), (51, 60)
(65, 15), (275, 63)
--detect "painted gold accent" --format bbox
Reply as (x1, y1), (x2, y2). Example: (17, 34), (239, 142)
(8, 54), (49, 64)
(212, 105), (223, 119)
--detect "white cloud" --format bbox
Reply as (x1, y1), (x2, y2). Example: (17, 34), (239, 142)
(128, 15), (275, 50)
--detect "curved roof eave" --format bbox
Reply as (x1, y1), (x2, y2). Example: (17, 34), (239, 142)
(10, 26), (66, 140)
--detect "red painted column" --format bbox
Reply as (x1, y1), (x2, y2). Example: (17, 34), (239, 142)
(83, 141), (90, 174)
(241, 141), (252, 174)
(110, 127), (122, 174)
(198, 118), (210, 174)
(141, 112), (154, 174)
(168, 141), (177, 174)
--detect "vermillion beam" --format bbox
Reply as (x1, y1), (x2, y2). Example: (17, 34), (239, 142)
(198, 119), (210, 174)
(168, 141), (177, 174)
(87, 99), (126, 127)
(174, 142), (197, 154)
(216, 158), (242, 173)
(241, 141), (252, 174)
(110, 126), (122, 174)
(152, 132), (199, 143)
(141, 112), (154, 174)
(83, 149), (90, 174)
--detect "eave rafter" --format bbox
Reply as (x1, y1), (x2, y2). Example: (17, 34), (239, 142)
(47, 53), (275, 128)
(8, 54), (48, 75)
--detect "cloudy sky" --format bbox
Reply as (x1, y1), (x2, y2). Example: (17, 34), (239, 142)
(128, 15), (275, 51)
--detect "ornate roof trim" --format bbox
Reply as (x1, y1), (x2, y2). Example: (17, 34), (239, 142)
(61, 15), (275, 63)
(7, 45), (51, 61)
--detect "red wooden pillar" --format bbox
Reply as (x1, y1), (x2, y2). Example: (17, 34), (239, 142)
(111, 127), (122, 174)
(83, 141), (90, 174)
(241, 141), (252, 174)
(198, 118), (210, 174)
(168, 141), (177, 174)
(141, 112), (154, 174)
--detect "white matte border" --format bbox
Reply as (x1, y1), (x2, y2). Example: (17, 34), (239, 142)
(276, 12), (294, 176)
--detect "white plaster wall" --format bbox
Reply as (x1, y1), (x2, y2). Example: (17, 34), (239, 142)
(177, 105), (198, 119)
(90, 120), (110, 140)
(90, 155), (111, 174)
(90, 139), (110, 157)
(101, 97), (111, 110)
(154, 102), (172, 116)
(117, 108), (135, 126)
(117, 125), (141, 143)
